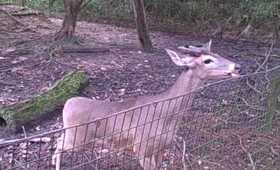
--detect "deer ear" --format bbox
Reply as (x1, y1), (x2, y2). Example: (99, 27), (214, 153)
(204, 39), (212, 52)
(166, 49), (185, 66)
(178, 45), (202, 53)
(165, 49), (195, 67)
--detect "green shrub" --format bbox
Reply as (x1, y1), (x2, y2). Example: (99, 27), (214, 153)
(3, 0), (279, 29)
(84, 0), (133, 19)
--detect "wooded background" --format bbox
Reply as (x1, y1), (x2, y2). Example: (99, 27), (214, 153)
(3, 0), (279, 30)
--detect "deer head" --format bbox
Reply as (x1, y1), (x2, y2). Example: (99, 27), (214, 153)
(165, 40), (240, 80)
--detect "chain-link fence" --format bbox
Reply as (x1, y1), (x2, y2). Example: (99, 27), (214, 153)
(1, 66), (279, 170)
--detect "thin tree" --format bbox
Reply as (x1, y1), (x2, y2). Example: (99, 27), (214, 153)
(55, 0), (84, 40)
(132, 0), (153, 52)
(55, 0), (153, 51)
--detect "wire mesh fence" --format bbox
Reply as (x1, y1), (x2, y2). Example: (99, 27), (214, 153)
(1, 66), (280, 170)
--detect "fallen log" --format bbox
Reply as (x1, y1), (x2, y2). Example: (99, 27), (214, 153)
(0, 71), (88, 132)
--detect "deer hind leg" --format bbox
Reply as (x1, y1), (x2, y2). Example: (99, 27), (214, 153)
(52, 136), (63, 170)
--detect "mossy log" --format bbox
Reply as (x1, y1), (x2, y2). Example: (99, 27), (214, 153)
(0, 71), (88, 132)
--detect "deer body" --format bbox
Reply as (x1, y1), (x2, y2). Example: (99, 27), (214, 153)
(53, 40), (240, 170)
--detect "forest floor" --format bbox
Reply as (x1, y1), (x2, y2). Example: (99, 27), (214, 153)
(0, 5), (280, 170)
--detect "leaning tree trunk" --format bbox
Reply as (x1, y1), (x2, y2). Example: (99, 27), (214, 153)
(55, 0), (84, 40)
(131, 0), (153, 52)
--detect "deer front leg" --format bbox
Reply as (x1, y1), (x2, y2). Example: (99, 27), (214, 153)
(135, 143), (157, 170)
(141, 150), (165, 170)
(153, 150), (165, 169)
(52, 151), (62, 170)
(138, 143), (166, 169)
(139, 156), (157, 170)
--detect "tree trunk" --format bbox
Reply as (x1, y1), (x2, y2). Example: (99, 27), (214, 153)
(273, 17), (279, 46)
(0, 71), (88, 132)
(131, 0), (153, 52)
(264, 75), (280, 131)
(55, 0), (84, 40)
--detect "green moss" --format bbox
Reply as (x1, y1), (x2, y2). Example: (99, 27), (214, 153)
(0, 71), (88, 131)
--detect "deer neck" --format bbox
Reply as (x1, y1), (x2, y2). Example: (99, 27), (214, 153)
(131, 69), (204, 107)
(165, 69), (203, 98)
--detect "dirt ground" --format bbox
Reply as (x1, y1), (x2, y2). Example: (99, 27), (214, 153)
(1, 4), (280, 136)
(0, 5), (280, 170)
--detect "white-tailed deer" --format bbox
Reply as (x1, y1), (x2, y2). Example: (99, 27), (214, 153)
(52, 40), (240, 170)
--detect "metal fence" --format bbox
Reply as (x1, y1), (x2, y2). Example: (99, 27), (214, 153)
(0, 67), (279, 170)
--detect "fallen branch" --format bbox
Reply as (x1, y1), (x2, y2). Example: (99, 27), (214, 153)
(62, 47), (110, 54)
(255, 40), (274, 73)
(240, 97), (265, 112)
(236, 24), (252, 40)
(0, 80), (17, 86)
(182, 139), (188, 170)
(0, 71), (88, 132)
(3, 49), (32, 56)
(238, 135), (256, 170)
(246, 79), (262, 95)
(11, 11), (42, 17)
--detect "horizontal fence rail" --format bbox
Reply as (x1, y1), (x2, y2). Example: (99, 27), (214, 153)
(0, 67), (280, 170)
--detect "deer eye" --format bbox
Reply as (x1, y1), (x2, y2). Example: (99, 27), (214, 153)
(204, 59), (213, 64)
